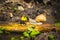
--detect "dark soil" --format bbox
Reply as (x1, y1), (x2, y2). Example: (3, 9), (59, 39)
(0, 31), (60, 40)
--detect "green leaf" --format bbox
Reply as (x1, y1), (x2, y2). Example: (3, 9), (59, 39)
(0, 30), (3, 34)
(0, 27), (5, 34)
(55, 23), (60, 27)
(13, 8), (17, 10)
(30, 30), (40, 37)
(27, 27), (34, 31)
(23, 32), (29, 37)
(11, 37), (16, 40)
(20, 36), (24, 40)
(48, 34), (55, 40)
(0, 27), (5, 31)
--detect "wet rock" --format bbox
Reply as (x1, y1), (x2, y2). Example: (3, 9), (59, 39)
(35, 14), (46, 22)
(0, 13), (11, 23)
(11, 16), (20, 23)
(35, 32), (48, 40)
(18, 6), (24, 11)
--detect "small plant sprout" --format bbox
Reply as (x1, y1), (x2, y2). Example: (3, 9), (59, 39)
(20, 36), (24, 40)
(11, 37), (16, 40)
(48, 34), (55, 40)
